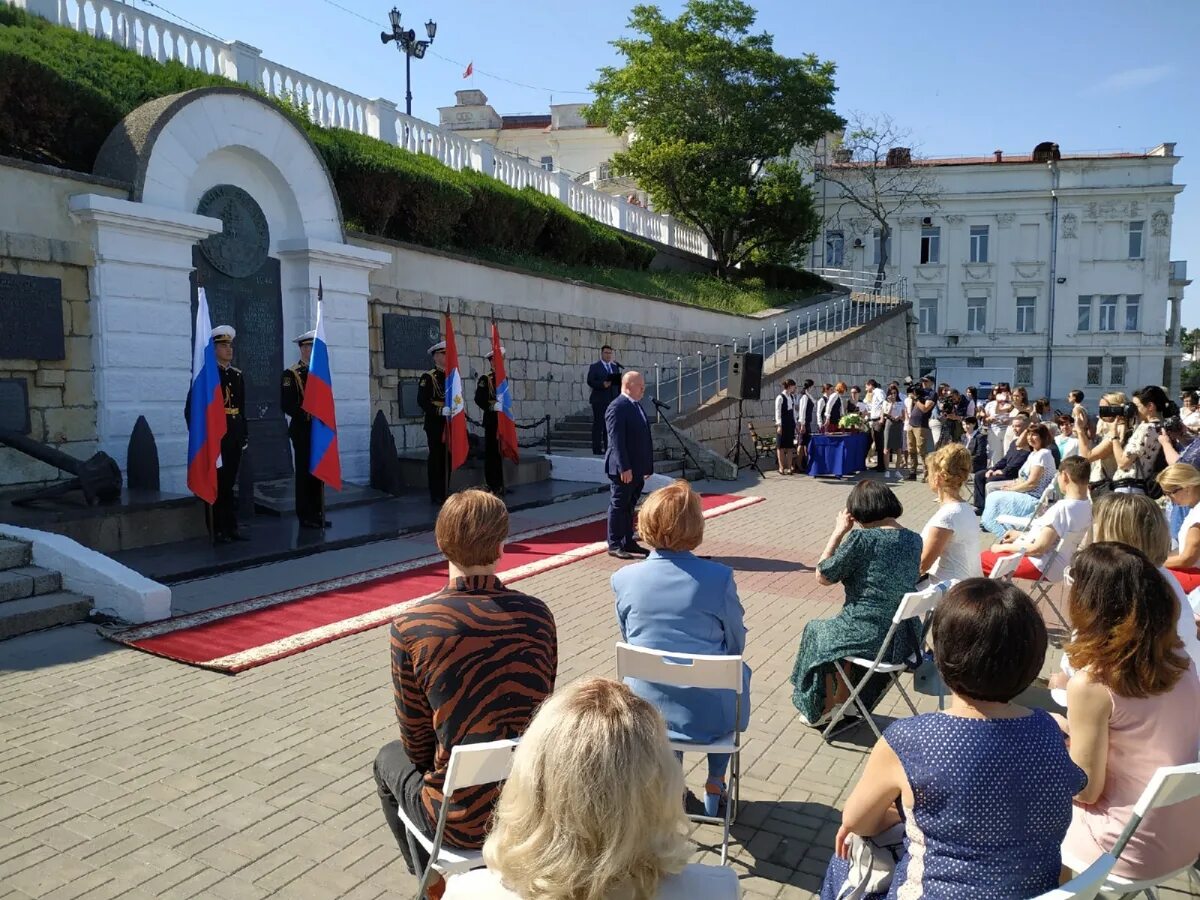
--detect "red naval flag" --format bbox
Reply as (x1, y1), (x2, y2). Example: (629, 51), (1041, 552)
(491, 322), (519, 464)
(463, 60), (473, 79)
(443, 313), (469, 472)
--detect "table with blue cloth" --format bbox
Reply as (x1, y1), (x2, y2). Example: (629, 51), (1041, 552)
(807, 432), (871, 478)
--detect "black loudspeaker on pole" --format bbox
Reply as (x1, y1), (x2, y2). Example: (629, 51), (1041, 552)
(727, 352), (764, 401)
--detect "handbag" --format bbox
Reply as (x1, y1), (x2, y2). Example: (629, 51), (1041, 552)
(835, 821), (907, 899)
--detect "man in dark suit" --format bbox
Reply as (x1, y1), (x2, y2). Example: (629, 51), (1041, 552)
(605, 371), (654, 560)
(973, 414), (1030, 512)
(587, 344), (622, 455)
(281, 330), (330, 529)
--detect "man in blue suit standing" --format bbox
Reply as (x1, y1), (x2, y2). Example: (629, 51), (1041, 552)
(605, 371), (655, 560)
(587, 344), (622, 455)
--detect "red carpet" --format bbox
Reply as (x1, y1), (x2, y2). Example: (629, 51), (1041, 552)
(106, 494), (763, 673)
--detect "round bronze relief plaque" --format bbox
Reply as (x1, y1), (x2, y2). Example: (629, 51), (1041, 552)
(197, 184), (270, 278)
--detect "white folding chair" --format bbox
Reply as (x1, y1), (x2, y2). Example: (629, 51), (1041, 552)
(397, 738), (519, 900)
(1061, 762), (1200, 899)
(615, 642), (743, 865)
(987, 551), (1027, 581)
(822, 583), (946, 743)
(996, 481), (1059, 532)
(1031, 854), (1118, 899)
(1014, 527), (1090, 633)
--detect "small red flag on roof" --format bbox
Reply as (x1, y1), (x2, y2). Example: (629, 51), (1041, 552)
(463, 61), (473, 79)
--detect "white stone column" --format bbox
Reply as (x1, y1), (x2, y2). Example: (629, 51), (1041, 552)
(276, 238), (392, 485)
(68, 194), (222, 494)
(219, 40), (263, 86)
(366, 97), (398, 145)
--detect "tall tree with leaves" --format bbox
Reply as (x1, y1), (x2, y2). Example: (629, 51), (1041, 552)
(816, 112), (941, 289)
(587, 0), (842, 278)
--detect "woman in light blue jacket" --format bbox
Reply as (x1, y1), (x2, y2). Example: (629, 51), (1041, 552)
(613, 480), (752, 817)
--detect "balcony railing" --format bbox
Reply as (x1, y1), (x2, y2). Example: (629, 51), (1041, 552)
(9, 0), (713, 259)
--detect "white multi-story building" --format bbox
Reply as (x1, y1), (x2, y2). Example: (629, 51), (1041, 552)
(438, 90), (643, 200)
(813, 142), (1188, 401)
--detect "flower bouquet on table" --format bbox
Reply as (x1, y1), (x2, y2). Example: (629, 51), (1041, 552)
(836, 413), (864, 434)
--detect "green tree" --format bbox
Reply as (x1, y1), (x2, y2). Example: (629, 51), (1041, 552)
(1181, 326), (1200, 357)
(587, 0), (842, 277)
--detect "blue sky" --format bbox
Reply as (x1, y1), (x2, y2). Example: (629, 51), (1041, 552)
(166, 0), (1200, 321)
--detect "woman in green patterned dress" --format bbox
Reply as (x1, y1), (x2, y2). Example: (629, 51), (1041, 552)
(790, 481), (923, 726)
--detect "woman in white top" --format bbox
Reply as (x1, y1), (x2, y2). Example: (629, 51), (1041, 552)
(445, 678), (739, 900)
(1053, 414), (1079, 459)
(919, 443), (983, 584)
(1182, 391), (1200, 434)
(980, 423), (1058, 540)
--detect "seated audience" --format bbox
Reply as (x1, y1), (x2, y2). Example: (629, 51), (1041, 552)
(613, 480), (751, 817)
(445, 678), (739, 900)
(919, 444), (983, 583)
(973, 414), (1030, 512)
(790, 482), (921, 727)
(1160, 463), (1200, 592)
(1085, 493), (1200, 676)
(1058, 544), (1200, 882)
(980, 424), (1058, 540)
(374, 490), (557, 890)
(980, 456), (1091, 582)
(819, 579), (1084, 900)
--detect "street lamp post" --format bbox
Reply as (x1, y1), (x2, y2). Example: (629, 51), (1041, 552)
(380, 7), (437, 117)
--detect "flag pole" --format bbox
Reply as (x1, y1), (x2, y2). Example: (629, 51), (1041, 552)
(444, 306), (452, 503)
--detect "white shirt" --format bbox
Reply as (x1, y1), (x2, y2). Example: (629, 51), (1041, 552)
(1055, 435), (1080, 459)
(445, 864), (741, 900)
(903, 395), (914, 431)
(774, 391), (794, 426)
(922, 501), (984, 583)
(866, 386), (886, 420)
(1021, 498), (1092, 582)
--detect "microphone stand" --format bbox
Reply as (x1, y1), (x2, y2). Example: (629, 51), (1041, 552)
(651, 398), (706, 480)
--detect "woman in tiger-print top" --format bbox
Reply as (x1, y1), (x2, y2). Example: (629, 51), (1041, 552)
(373, 490), (557, 876)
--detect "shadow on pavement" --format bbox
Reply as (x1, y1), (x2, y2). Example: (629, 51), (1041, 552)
(0, 622), (123, 672)
(715, 556), (813, 573)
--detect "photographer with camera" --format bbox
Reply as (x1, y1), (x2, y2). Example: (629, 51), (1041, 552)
(1084, 385), (1177, 496)
(1074, 392), (1126, 496)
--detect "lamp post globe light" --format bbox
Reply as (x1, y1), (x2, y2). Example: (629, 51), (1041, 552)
(380, 7), (437, 117)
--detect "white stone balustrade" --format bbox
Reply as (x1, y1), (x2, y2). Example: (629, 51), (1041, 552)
(10, 0), (713, 259)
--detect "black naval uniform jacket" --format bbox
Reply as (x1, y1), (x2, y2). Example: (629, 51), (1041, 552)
(417, 368), (448, 438)
(280, 362), (311, 442)
(184, 364), (247, 455)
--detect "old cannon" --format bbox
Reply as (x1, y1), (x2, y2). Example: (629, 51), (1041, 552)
(0, 431), (122, 507)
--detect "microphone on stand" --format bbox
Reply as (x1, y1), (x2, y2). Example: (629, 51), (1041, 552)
(651, 398), (671, 410)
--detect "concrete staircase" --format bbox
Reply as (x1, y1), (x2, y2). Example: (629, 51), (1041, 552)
(548, 411), (693, 479)
(0, 538), (92, 640)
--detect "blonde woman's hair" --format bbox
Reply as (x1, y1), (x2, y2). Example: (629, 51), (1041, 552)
(638, 479), (704, 551)
(925, 444), (972, 496)
(1157, 462), (1200, 494)
(1091, 493), (1171, 566)
(482, 678), (691, 900)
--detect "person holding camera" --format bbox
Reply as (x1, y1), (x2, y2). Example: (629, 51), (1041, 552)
(1105, 385), (1176, 495)
(1074, 392), (1126, 496)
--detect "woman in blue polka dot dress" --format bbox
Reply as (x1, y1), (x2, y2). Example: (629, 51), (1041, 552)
(819, 579), (1085, 899)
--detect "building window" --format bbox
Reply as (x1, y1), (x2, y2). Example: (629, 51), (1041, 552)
(1128, 220), (1144, 259)
(1016, 296), (1036, 334)
(825, 230), (844, 266)
(966, 297), (987, 333)
(1077, 295), (1092, 332)
(919, 357), (937, 378)
(1125, 294), (1141, 331)
(920, 226), (941, 264)
(967, 357), (984, 368)
(540, 155), (554, 171)
(1111, 355), (1127, 386)
(918, 298), (938, 334)
(1015, 357), (1033, 386)
(1098, 295), (1118, 332)
(969, 225), (989, 263)
(873, 228), (892, 266)
(1087, 356), (1103, 386)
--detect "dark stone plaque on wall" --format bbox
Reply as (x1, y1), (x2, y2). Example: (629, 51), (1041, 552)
(191, 251), (293, 481)
(383, 314), (442, 370)
(0, 274), (65, 360)
(0, 378), (31, 434)
(398, 381), (421, 418)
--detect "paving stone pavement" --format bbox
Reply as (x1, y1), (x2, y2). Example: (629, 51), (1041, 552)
(1, 472), (1198, 899)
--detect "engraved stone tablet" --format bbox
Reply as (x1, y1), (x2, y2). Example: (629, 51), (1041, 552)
(197, 184), (271, 279)
(0, 274), (65, 360)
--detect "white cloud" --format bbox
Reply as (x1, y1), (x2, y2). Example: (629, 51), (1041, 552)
(1088, 65), (1173, 94)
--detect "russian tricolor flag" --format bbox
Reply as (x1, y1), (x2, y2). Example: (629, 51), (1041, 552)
(186, 287), (227, 504)
(301, 280), (342, 491)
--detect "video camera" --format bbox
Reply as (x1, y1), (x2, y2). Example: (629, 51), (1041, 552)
(1097, 402), (1137, 420)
